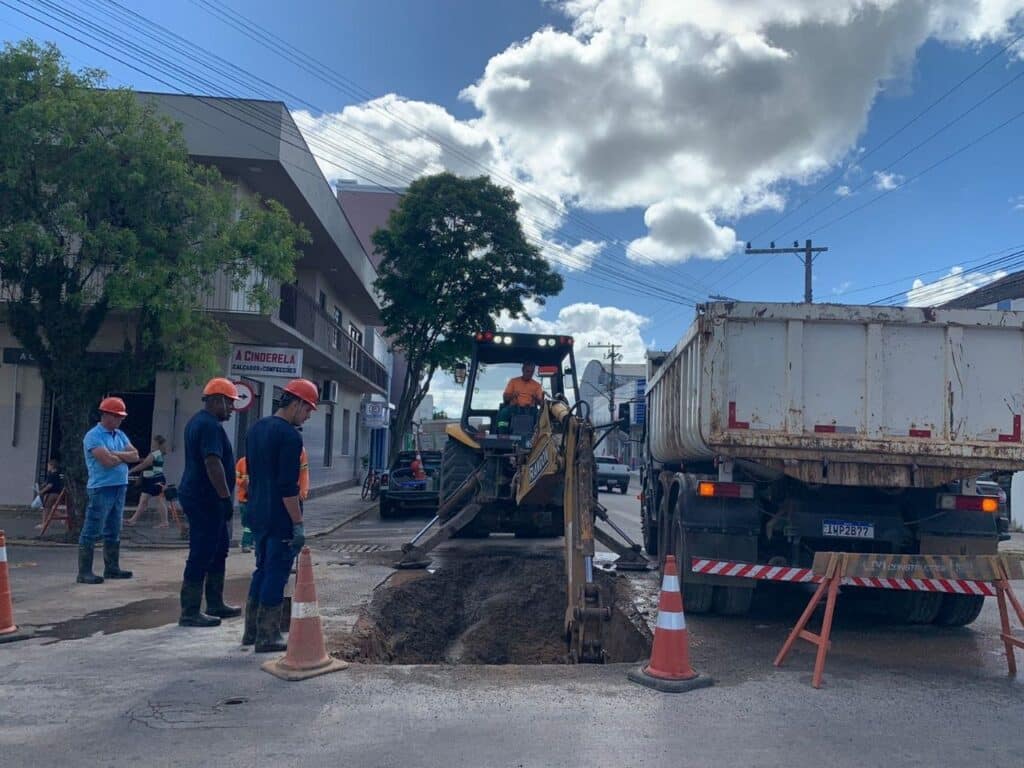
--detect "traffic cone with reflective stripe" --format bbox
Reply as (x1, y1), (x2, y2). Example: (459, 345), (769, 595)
(628, 555), (712, 692)
(261, 546), (348, 681)
(0, 531), (33, 644)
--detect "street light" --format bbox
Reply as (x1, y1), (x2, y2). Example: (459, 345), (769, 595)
(453, 362), (467, 385)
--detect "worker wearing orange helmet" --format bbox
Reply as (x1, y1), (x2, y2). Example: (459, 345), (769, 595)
(177, 377), (241, 628)
(241, 378), (318, 652)
(77, 396), (139, 584)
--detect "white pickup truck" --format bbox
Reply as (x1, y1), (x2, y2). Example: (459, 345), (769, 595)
(595, 456), (630, 494)
(642, 301), (1024, 625)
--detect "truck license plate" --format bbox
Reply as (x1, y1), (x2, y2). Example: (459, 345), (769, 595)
(822, 520), (875, 539)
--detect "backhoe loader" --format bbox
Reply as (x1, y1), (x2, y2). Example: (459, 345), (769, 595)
(397, 330), (649, 662)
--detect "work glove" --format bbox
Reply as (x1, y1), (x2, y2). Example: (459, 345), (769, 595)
(289, 523), (306, 556)
(218, 496), (234, 521)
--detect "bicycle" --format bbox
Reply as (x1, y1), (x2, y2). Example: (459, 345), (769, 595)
(361, 469), (381, 501)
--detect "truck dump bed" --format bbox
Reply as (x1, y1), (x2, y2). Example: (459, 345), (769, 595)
(647, 302), (1024, 487)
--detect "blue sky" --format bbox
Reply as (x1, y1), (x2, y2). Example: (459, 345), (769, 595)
(3, 0), (1024, 367)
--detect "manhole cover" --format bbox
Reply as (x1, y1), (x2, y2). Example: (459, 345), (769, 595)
(329, 543), (386, 553)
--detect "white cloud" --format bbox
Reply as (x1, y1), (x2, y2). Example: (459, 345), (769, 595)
(628, 200), (738, 263)
(835, 185), (852, 196)
(1012, 194), (1024, 211)
(293, 2), (1024, 271)
(906, 266), (1008, 306)
(873, 170), (904, 191)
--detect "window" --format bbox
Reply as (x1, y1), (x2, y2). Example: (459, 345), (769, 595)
(318, 290), (326, 310)
(342, 408), (351, 455)
(323, 408), (334, 467)
(333, 306), (343, 350)
(349, 324), (363, 369)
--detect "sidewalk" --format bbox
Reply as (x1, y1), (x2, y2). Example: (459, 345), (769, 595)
(0, 484), (377, 548)
(0, 486), (379, 634)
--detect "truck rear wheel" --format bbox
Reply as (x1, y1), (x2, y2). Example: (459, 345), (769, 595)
(933, 594), (985, 626)
(669, 514), (714, 614)
(712, 586), (754, 616)
(882, 591), (943, 624)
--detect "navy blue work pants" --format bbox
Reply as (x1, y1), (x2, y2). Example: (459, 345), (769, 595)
(181, 500), (229, 583)
(248, 530), (295, 606)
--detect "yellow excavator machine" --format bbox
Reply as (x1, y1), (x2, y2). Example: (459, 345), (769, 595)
(397, 331), (649, 662)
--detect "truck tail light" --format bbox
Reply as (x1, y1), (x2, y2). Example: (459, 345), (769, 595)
(697, 481), (754, 499)
(937, 494), (998, 513)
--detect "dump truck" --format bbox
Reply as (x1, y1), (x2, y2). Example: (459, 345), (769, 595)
(641, 301), (1023, 626)
(398, 330), (648, 661)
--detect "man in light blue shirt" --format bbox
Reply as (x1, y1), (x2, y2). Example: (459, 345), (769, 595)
(78, 397), (139, 584)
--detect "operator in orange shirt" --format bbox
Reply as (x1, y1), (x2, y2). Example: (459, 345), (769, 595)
(503, 362), (544, 407)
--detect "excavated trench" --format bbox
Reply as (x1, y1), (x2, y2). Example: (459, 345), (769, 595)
(330, 553), (652, 665)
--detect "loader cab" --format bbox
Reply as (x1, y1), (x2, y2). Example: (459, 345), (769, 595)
(460, 331), (580, 446)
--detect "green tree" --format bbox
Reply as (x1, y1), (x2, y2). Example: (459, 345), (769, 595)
(373, 172), (562, 463)
(0, 41), (308, 530)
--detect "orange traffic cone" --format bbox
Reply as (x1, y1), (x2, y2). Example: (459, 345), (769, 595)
(0, 530), (35, 644)
(261, 546), (348, 681)
(628, 555), (713, 692)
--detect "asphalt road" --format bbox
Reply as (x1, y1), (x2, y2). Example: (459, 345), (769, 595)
(4, 481), (1023, 766)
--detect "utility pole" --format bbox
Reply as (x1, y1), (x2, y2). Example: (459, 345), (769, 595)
(588, 342), (622, 457)
(743, 239), (829, 303)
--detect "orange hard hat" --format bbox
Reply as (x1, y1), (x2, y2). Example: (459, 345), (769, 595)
(283, 378), (319, 409)
(98, 396), (127, 417)
(202, 377), (240, 400)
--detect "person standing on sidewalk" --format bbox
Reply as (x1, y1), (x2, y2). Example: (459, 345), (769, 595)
(241, 378), (318, 653)
(235, 456), (252, 553)
(177, 378), (242, 628)
(78, 397), (139, 584)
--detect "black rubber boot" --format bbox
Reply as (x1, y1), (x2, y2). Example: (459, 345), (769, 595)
(178, 580), (222, 627)
(76, 545), (104, 584)
(241, 596), (259, 646)
(204, 571), (241, 618)
(102, 542), (133, 579)
(254, 603), (287, 653)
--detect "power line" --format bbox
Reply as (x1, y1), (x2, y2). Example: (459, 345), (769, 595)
(747, 30), (1024, 244)
(9, 0), (701, 307)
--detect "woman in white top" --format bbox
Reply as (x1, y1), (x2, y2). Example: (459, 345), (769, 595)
(126, 435), (169, 527)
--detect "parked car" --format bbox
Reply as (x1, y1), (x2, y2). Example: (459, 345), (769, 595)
(379, 450), (442, 519)
(595, 456), (630, 494)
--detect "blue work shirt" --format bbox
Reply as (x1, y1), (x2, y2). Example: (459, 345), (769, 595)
(83, 423), (132, 490)
(178, 409), (235, 508)
(245, 415), (302, 537)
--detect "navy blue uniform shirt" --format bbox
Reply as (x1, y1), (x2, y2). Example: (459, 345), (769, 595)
(178, 409), (235, 508)
(245, 415), (302, 537)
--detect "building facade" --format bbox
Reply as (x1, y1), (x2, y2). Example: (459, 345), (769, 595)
(0, 93), (388, 504)
(579, 359), (645, 468)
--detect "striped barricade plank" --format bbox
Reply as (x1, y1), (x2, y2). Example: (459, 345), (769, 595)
(690, 558), (998, 595)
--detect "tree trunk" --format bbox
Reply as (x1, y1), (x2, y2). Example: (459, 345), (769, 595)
(53, 379), (103, 541)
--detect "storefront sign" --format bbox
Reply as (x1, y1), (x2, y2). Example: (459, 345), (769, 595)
(229, 345), (303, 379)
(363, 401), (389, 429)
(3, 347), (121, 367)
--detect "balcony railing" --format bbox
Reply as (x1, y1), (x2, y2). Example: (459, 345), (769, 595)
(278, 283), (388, 391)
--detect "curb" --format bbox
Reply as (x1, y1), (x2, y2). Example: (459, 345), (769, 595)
(309, 502), (378, 539)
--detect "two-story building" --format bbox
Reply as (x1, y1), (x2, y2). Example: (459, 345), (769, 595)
(0, 93), (389, 503)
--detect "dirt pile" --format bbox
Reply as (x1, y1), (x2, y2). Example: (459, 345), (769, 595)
(330, 553), (652, 664)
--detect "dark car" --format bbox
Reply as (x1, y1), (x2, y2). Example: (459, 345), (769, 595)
(379, 450), (442, 519)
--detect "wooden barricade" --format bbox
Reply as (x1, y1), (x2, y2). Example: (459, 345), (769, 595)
(39, 489), (69, 537)
(773, 552), (1024, 688)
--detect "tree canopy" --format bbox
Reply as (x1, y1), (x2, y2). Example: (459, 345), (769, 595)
(372, 172), (563, 460)
(0, 41), (308, 524)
